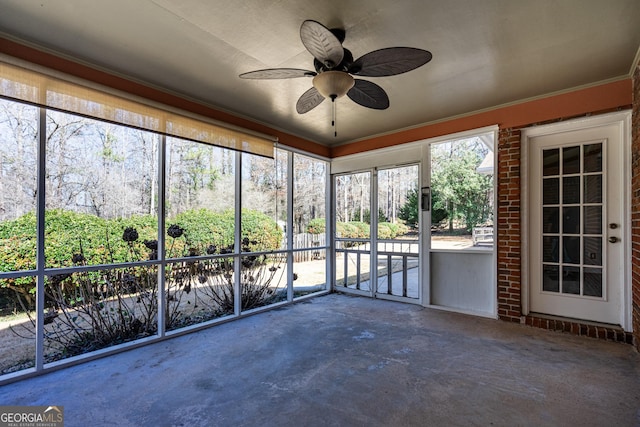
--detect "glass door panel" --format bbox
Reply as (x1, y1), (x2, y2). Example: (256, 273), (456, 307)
(541, 143), (604, 298)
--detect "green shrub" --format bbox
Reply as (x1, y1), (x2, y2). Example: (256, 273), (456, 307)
(336, 222), (356, 239)
(378, 223), (393, 239)
(0, 208), (282, 307)
(306, 218), (326, 235)
(351, 222), (369, 238)
(395, 223), (409, 236)
(174, 208), (234, 253)
(239, 209), (283, 252)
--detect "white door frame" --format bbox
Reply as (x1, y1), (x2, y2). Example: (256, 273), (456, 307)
(521, 111), (632, 330)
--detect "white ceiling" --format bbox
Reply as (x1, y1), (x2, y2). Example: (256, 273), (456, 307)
(0, 0), (639, 146)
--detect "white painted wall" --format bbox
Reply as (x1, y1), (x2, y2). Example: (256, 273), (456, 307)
(430, 251), (495, 317)
(331, 125), (498, 315)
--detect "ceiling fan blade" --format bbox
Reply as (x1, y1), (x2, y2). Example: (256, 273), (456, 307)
(239, 68), (316, 79)
(347, 79), (390, 110)
(329, 28), (346, 44)
(349, 47), (432, 77)
(296, 87), (325, 114)
(300, 20), (344, 69)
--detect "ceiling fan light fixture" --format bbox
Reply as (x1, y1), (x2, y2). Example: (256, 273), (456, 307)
(312, 71), (354, 100)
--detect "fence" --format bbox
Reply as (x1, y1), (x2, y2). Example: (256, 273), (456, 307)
(292, 233), (326, 262)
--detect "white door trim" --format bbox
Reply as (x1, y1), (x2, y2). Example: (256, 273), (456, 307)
(521, 111), (632, 330)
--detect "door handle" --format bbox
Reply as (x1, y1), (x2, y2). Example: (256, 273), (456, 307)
(608, 236), (619, 243)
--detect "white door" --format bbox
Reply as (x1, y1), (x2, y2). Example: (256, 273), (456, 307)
(528, 119), (626, 325)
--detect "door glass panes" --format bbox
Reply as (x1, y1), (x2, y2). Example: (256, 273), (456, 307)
(562, 177), (580, 204)
(583, 206), (602, 234)
(583, 268), (603, 297)
(543, 207), (559, 233)
(583, 144), (602, 173)
(542, 265), (559, 292)
(584, 175), (602, 203)
(562, 146), (581, 174)
(543, 148), (559, 176)
(562, 236), (580, 263)
(562, 266), (580, 294)
(562, 207), (580, 234)
(542, 236), (559, 262)
(543, 178), (559, 205)
(541, 143), (604, 298)
(583, 237), (602, 265)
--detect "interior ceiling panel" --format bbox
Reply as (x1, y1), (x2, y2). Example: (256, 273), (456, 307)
(0, 0), (638, 146)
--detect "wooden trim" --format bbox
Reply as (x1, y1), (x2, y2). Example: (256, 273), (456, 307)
(331, 79), (632, 157)
(1, 36), (631, 160)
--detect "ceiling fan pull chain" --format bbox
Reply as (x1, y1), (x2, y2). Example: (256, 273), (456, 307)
(332, 98), (337, 137)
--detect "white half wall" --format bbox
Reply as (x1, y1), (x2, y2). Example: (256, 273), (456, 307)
(430, 251), (496, 317)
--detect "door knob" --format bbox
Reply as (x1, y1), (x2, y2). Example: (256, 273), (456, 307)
(608, 236), (619, 243)
(609, 223), (618, 229)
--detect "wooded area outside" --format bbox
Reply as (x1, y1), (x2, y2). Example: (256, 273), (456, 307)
(0, 96), (328, 375)
(430, 138), (494, 234)
(0, 93), (493, 377)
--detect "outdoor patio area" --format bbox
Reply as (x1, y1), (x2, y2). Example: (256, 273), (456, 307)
(1, 293), (638, 426)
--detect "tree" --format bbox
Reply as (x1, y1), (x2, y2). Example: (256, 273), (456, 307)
(352, 207), (388, 224)
(398, 188), (419, 227)
(431, 139), (492, 232)
(0, 100), (38, 222)
(293, 154), (326, 234)
(398, 188), (448, 228)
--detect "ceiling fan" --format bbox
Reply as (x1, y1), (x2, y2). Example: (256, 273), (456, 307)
(239, 20), (432, 136)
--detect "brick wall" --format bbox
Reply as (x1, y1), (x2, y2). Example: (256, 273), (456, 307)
(497, 129), (522, 322)
(632, 63), (640, 350)
(498, 101), (638, 346)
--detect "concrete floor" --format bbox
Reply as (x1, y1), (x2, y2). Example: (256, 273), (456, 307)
(1, 294), (639, 426)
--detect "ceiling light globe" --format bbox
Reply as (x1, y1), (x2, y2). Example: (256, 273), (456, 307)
(312, 71), (355, 99)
